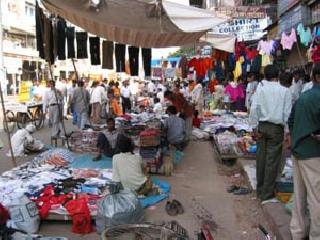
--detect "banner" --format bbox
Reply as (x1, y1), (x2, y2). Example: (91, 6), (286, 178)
(214, 6), (266, 19)
(18, 81), (31, 103)
(210, 18), (268, 42)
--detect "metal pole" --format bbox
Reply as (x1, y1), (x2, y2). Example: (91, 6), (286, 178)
(0, 0), (16, 166)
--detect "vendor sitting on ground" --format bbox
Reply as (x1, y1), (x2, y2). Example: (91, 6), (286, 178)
(9, 124), (44, 157)
(94, 117), (121, 160)
(112, 134), (152, 196)
(164, 105), (186, 151)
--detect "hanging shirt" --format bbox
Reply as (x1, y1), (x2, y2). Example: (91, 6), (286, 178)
(261, 54), (272, 67)
(297, 23), (312, 47)
(249, 80), (292, 128)
(280, 28), (297, 50)
(257, 40), (275, 55)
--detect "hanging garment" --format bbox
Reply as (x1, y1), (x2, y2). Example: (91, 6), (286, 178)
(142, 48), (152, 77)
(251, 55), (262, 73)
(188, 58), (206, 79)
(261, 54), (272, 67)
(128, 46), (139, 76)
(76, 32), (88, 59)
(313, 26), (320, 37)
(245, 48), (258, 61)
(67, 27), (75, 59)
(257, 40), (275, 55)
(125, 60), (131, 75)
(35, 1), (45, 59)
(280, 28), (297, 50)
(89, 37), (100, 65)
(297, 23), (312, 47)
(178, 56), (188, 78)
(233, 57), (244, 80)
(214, 49), (229, 61)
(311, 45), (320, 63)
(43, 16), (55, 64)
(115, 43), (126, 72)
(57, 18), (66, 60)
(102, 40), (114, 69)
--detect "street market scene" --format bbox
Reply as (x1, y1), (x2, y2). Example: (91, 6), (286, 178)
(0, 0), (319, 239)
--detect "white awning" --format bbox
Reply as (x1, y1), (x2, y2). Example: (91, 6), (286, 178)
(200, 34), (236, 53)
(41, 0), (228, 48)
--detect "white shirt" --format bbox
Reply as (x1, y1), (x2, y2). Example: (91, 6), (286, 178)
(10, 129), (34, 157)
(157, 83), (167, 92)
(301, 81), (313, 93)
(130, 82), (138, 95)
(156, 91), (164, 103)
(245, 81), (258, 109)
(112, 152), (147, 191)
(180, 87), (189, 99)
(120, 86), (131, 98)
(153, 102), (163, 118)
(44, 88), (62, 107)
(289, 79), (303, 103)
(90, 86), (106, 104)
(249, 80), (292, 128)
(191, 83), (203, 104)
(147, 82), (156, 93)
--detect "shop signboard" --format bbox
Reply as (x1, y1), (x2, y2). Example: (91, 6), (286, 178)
(18, 81), (31, 103)
(214, 6), (266, 19)
(210, 18), (268, 42)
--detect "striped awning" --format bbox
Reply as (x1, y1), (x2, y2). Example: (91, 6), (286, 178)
(41, 0), (228, 48)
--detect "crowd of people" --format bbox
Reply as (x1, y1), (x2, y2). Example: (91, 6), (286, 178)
(7, 61), (320, 239)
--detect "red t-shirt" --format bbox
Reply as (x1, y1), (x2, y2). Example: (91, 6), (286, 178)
(192, 117), (201, 128)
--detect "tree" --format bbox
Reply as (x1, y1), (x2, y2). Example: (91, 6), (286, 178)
(168, 47), (196, 57)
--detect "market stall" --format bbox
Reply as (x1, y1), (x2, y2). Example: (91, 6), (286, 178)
(200, 111), (257, 162)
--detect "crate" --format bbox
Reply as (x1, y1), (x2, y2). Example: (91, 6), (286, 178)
(140, 129), (161, 147)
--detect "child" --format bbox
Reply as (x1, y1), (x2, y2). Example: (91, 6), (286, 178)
(192, 110), (201, 128)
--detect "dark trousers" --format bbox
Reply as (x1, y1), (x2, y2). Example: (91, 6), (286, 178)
(89, 37), (101, 65)
(121, 97), (131, 113)
(256, 121), (284, 201)
(67, 27), (75, 58)
(97, 133), (119, 157)
(115, 43), (126, 72)
(142, 48), (152, 77)
(102, 40), (114, 69)
(35, 2), (45, 59)
(57, 18), (66, 60)
(129, 46), (139, 76)
(76, 32), (88, 59)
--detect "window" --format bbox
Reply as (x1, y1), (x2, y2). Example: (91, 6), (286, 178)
(25, 3), (35, 18)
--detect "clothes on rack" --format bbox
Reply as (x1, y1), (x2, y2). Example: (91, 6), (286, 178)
(142, 48), (152, 77)
(297, 23), (312, 47)
(67, 27), (75, 59)
(129, 46), (139, 76)
(257, 40), (275, 55)
(43, 16), (55, 64)
(178, 56), (188, 78)
(89, 37), (101, 65)
(57, 18), (67, 60)
(102, 40), (114, 69)
(76, 32), (88, 59)
(35, 1), (45, 59)
(280, 28), (297, 50)
(115, 43), (126, 72)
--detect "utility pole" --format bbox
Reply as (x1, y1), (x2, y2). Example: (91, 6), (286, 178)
(0, 0), (6, 96)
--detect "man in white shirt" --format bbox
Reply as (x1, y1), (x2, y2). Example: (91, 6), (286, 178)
(44, 81), (63, 137)
(156, 88), (164, 103)
(120, 80), (132, 113)
(90, 81), (106, 124)
(191, 80), (204, 117)
(147, 80), (156, 97)
(249, 65), (292, 204)
(9, 124), (44, 157)
(153, 97), (163, 119)
(245, 72), (258, 111)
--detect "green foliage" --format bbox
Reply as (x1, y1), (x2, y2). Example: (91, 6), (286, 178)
(168, 47), (196, 57)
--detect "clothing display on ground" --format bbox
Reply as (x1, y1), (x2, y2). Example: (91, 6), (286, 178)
(115, 43), (126, 72)
(76, 32), (88, 59)
(102, 40), (114, 69)
(89, 37), (101, 65)
(129, 46), (139, 76)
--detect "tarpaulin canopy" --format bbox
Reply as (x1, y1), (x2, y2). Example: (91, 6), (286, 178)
(41, 0), (228, 48)
(200, 34), (236, 53)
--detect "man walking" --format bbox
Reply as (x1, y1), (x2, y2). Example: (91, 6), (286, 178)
(289, 63), (320, 240)
(71, 81), (90, 130)
(249, 65), (292, 204)
(44, 80), (63, 138)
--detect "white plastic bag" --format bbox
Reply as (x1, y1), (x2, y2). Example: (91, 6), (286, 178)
(96, 189), (144, 234)
(7, 195), (40, 234)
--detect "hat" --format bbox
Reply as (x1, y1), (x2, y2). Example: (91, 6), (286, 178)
(26, 124), (36, 133)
